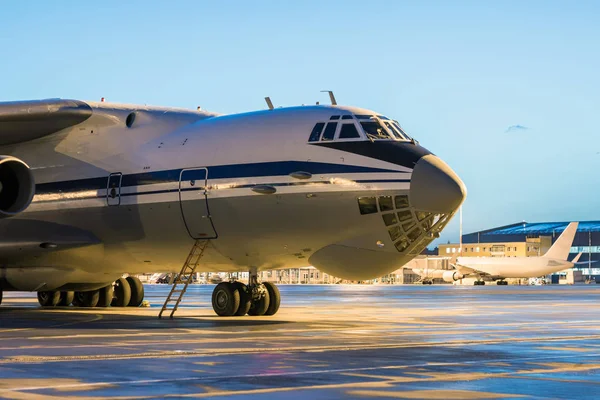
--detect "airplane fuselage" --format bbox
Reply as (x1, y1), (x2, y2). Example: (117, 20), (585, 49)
(0, 101), (465, 293)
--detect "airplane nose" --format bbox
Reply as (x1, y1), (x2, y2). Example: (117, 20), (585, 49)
(409, 155), (466, 214)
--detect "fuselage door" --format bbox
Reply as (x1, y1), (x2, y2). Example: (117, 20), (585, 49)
(179, 168), (217, 239)
(107, 172), (122, 206)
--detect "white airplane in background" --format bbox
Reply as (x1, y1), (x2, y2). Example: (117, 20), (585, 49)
(0, 95), (466, 317)
(413, 222), (581, 285)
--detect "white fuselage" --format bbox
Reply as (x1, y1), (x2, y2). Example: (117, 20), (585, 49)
(0, 101), (465, 292)
(456, 256), (573, 278)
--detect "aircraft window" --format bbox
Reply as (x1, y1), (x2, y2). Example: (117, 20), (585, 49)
(397, 210), (412, 222)
(355, 115), (372, 119)
(339, 124), (360, 139)
(321, 122), (337, 141)
(388, 226), (402, 241)
(360, 121), (392, 140)
(378, 196), (394, 211)
(395, 239), (409, 252)
(379, 116), (390, 120)
(357, 197), (378, 215)
(402, 221), (416, 232)
(416, 211), (430, 221)
(407, 228), (421, 242)
(383, 121), (408, 140)
(395, 195), (409, 209)
(308, 123), (325, 142)
(342, 115), (353, 120)
(393, 121), (413, 140)
(382, 213), (398, 226)
(330, 115), (340, 120)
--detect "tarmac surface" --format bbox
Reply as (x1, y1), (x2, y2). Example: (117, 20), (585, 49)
(1, 284), (600, 399)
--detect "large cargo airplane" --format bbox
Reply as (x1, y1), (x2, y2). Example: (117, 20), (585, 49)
(0, 97), (465, 316)
(413, 222), (580, 285)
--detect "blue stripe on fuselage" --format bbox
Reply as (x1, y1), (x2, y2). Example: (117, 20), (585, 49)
(35, 161), (404, 195)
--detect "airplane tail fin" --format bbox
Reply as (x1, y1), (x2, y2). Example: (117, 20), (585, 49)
(544, 222), (579, 261)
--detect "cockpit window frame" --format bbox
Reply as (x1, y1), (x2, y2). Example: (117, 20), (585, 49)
(336, 122), (363, 141)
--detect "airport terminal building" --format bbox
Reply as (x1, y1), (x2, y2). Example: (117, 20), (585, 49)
(439, 221), (600, 276)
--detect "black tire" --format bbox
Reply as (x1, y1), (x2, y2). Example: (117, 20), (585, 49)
(38, 291), (61, 307)
(247, 285), (270, 316)
(72, 292), (85, 307)
(211, 282), (240, 316)
(81, 290), (100, 307)
(232, 282), (251, 316)
(97, 285), (114, 307)
(126, 276), (144, 307)
(0, 290), (2, 306)
(263, 282), (280, 316)
(59, 291), (74, 306)
(111, 277), (131, 307)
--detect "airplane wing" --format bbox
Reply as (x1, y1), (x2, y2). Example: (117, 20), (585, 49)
(0, 219), (100, 259)
(452, 262), (478, 275)
(0, 99), (92, 145)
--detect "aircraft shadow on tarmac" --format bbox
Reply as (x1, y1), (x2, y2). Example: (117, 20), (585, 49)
(0, 307), (290, 330)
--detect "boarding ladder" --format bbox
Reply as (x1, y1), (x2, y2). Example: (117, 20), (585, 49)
(159, 239), (209, 319)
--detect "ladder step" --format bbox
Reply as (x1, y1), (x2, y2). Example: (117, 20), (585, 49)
(159, 239), (208, 319)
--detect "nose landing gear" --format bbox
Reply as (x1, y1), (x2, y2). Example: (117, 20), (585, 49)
(210, 268), (281, 317)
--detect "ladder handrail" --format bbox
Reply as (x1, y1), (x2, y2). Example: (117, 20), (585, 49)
(158, 239), (209, 319)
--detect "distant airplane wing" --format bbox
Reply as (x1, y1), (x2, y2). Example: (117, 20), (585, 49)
(0, 99), (92, 145)
(451, 262), (494, 278)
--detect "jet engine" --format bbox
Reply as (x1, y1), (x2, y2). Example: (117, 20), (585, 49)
(0, 156), (35, 218)
(442, 270), (464, 283)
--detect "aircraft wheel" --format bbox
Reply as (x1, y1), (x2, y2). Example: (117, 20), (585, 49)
(263, 282), (280, 316)
(232, 282), (251, 316)
(212, 282), (240, 316)
(59, 291), (74, 306)
(72, 292), (85, 307)
(97, 285), (114, 307)
(81, 290), (100, 307)
(0, 290), (2, 306)
(126, 276), (144, 307)
(247, 284), (270, 316)
(111, 278), (131, 307)
(37, 291), (61, 307)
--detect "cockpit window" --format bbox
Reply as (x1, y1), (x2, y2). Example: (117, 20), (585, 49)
(308, 122), (325, 142)
(360, 121), (393, 140)
(341, 115), (353, 120)
(321, 122), (337, 141)
(339, 123), (360, 139)
(330, 115), (340, 120)
(383, 121), (407, 140)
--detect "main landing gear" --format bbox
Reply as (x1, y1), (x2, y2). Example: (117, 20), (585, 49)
(496, 280), (508, 285)
(36, 276), (145, 308)
(474, 280), (486, 286)
(211, 269), (281, 317)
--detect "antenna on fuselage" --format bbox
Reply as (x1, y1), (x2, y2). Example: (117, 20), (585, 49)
(265, 97), (274, 110)
(320, 90), (337, 106)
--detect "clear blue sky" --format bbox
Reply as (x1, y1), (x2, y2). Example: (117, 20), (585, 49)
(1, 1), (599, 245)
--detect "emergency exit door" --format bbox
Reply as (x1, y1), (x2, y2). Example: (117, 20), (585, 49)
(179, 168), (217, 239)
(107, 172), (122, 206)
